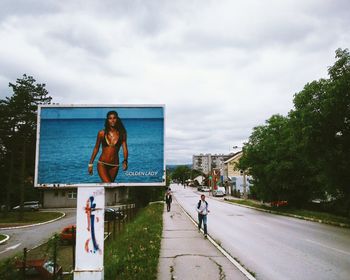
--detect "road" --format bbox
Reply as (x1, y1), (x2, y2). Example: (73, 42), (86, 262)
(0, 209), (76, 260)
(171, 184), (350, 280)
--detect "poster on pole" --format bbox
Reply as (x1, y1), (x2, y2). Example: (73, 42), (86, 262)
(75, 187), (104, 276)
(35, 105), (165, 187)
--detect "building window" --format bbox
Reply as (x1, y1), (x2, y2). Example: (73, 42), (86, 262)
(68, 191), (77, 199)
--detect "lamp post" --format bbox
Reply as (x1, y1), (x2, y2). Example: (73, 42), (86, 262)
(242, 170), (247, 199)
(232, 145), (248, 198)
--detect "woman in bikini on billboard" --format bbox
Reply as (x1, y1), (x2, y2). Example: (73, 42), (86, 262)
(88, 111), (128, 183)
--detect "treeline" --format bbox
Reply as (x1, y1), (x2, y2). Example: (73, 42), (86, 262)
(170, 165), (203, 185)
(0, 75), (52, 216)
(238, 49), (350, 216)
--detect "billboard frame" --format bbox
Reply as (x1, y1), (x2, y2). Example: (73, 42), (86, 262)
(34, 104), (166, 188)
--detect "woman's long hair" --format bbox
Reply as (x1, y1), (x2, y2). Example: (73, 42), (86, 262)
(104, 111), (126, 139)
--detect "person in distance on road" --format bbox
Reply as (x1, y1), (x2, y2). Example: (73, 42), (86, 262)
(165, 191), (173, 212)
(197, 194), (210, 238)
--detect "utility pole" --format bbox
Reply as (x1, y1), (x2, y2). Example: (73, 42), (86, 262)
(243, 171), (247, 199)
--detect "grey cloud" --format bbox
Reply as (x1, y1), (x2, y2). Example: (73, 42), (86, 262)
(47, 28), (113, 58)
(1, 0), (349, 164)
(0, 0), (60, 22)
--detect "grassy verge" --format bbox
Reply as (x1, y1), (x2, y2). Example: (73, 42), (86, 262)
(0, 234), (7, 242)
(104, 203), (163, 280)
(28, 239), (74, 273)
(0, 257), (20, 280)
(226, 199), (350, 226)
(0, 235), (74, 280)
(0, 212), (63, 227)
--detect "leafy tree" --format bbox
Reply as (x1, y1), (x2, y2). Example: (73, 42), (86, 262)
(0, 74), (52, 218)
(239, 48), (350, 214)
(239, 115), (311, 205)
(191, 168), (205, 179)
(171, 165), (191, 184)
(290, 48), (350, 213)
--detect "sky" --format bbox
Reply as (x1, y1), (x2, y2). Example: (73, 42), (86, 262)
(0, 0), (349, 164)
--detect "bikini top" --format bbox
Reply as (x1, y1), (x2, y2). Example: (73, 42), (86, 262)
(102, 131), (123, 147)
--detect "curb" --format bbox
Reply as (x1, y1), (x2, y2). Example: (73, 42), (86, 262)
(0, 234), (10, 245)
(174, 197), (256, 280)
(224, 198), (350, 228)
(0, 211), (66, 230)
(149, 201), (165, 205)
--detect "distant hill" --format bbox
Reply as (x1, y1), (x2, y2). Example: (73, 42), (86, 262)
(166, 164), (192, 171)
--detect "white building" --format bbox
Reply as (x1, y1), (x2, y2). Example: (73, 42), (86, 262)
(223, 152), (251, 196)
(192, 153), (233, 175)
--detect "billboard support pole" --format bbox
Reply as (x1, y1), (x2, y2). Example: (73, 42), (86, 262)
(74, 187), (105, 280)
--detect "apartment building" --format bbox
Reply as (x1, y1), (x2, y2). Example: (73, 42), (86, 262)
(192, 153), (232, 175)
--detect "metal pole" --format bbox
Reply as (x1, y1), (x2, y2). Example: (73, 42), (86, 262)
(243, 171), (247, 199)
(53, 236), (57, 280)
(113, 218), (116, 238)
(22, 247), (27, 280)
(117, 213), (121, 235)
(72, 226), (76, 269)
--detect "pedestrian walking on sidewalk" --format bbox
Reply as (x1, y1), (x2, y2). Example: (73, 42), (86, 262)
(197, 194), (210, 237)
(165, 191), (172, 212)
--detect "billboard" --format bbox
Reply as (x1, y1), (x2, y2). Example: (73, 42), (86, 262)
(35, 105), (165, 187)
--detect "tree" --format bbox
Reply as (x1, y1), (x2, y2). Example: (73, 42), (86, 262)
(290, 48), (350, 214)
(0, 74), (52, 218)
(238, 115), (312, 205)
(239, 48), (350, 213)
(171, 165), (191, 184)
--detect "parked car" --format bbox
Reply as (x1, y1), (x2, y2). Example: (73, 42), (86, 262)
(201, 186), (210, 192)
(105, 208), (124, 221)
(59, 224), (76, 244)
(12, 201), (41, 211)
(213, 187), (225, 197)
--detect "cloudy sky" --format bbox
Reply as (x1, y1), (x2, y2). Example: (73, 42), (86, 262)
(1, 0), (349, 164)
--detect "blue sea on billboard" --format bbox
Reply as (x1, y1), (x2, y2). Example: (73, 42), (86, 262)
(38, 118), (164, 184)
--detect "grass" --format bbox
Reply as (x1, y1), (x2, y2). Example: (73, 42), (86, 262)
(0, 211), (63, 227)
(27, 239), (74, 272)
(104, 203), (163, 280)
(226, 199), (350, 226)
(0, 257), (20, 280)
(0, 204), (161, 280)
(0, 235), (74, 280)
(0, 234), (7, 242)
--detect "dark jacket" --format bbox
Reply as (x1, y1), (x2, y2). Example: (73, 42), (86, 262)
(165, 194), (172, 204)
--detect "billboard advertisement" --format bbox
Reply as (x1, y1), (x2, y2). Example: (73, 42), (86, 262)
(35, 105), (165, 187)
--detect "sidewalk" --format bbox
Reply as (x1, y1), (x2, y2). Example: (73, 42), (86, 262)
(157, 200), (248, 280)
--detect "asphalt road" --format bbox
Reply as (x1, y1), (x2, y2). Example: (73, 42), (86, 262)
(171, 184), (350, 280)
(0, 209), (76, 261)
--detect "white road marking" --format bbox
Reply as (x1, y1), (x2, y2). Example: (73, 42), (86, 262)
(305, 239), (350, 256)
(0, 243), (21, 254)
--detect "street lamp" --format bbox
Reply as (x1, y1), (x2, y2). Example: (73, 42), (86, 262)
(232, 145), (242, 150)
(232, 146), (247, 199)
